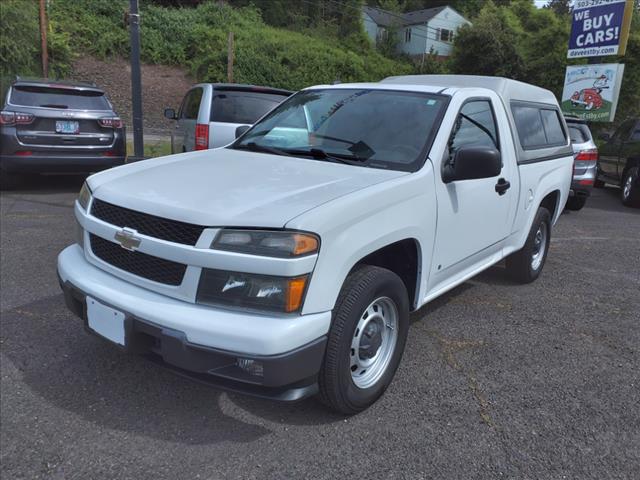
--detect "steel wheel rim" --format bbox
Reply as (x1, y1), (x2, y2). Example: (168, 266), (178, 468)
(350, 297), (399, 389)
(531, 222), (548, 271)
(623, 173), (633, 199)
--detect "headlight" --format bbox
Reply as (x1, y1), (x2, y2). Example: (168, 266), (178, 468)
(196, 269), (308, 313)
(78, 182), (92, 211)
(211, 229), (319, 257)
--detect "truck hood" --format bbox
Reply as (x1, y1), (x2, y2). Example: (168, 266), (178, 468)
(89, 148), (407, 228)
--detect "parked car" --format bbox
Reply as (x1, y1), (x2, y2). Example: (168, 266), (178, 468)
(564, 116), (598, 211)
(0, 78), (126, 189)
(164, 83), (292, 152)
(58, 75), (572, 414)
(596, 118), (640, 208)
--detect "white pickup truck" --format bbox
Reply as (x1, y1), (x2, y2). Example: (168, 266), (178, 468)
(58, 75), (573, 414)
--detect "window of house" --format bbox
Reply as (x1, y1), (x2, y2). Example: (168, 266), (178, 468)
(405, 28), (412, 43)
(439, 28), (454, 43)
(449, 100), (499, 152)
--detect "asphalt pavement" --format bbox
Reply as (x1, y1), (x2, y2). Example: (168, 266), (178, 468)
(1, 178), (639, 479)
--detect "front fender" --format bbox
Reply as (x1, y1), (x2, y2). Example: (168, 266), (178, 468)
(287, 170), (436, 315)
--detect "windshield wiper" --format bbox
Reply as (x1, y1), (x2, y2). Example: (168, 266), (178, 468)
(233, 142), (292, 157)
(294, 148), (370, 166)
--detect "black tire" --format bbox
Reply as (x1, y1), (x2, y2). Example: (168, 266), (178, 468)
(593, 177), (605, 188)
(565, 196), (587, 211)
(505, 207), (551, 284)
(318, 265), (409, 415)
(621, 166), (640, 208)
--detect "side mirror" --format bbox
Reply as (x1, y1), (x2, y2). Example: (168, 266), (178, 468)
(442, 146), (502, 183)
(235, 125), (250, 139)
(598, 132), (611, 142)
(164, 108), (176, 120)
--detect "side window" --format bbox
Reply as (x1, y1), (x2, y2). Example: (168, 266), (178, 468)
(614, 120), (636, 142)
(449, 100), (499, 152)
(540, 109), (566, 145)
(180, 88), (202, 120)
(512, 105), (546, 148)
(512, 104), (566, 149)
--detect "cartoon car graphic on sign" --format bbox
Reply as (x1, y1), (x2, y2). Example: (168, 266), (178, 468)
(571, 88), (604, 110)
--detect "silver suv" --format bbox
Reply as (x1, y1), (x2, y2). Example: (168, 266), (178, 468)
(565, 116), (598, 211)
(164, 83), (292, 152)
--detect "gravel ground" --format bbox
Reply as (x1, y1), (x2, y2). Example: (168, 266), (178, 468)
(1, 179), (639, 480)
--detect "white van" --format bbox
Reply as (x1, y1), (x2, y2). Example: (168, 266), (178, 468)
(164, 83), (292, 152)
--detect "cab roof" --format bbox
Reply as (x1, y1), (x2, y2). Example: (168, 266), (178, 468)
(381, 74), (558, 106)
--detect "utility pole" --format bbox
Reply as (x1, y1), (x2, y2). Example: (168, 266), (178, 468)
(129, 0), (144, 160)
(227, 32), (234, 83)
(39, 0), (48, 78)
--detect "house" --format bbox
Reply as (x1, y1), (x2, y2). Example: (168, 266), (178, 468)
(362, 5), (471, 58)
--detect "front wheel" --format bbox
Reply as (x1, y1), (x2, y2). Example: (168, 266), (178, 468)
(319, 265), (409, 414)
(505, 207), (551, 284)
(621, 167), (640, 208)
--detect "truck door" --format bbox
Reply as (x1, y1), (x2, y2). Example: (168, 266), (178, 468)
(600, 120), (634, 181)
(430, 97), (516, 285)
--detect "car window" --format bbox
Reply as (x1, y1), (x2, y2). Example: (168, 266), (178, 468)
(181, 88), (202, 120)
(613, 120), (636, 142)
(211, 92), (288, 124)
(512, 105), (547, 148)
(512, 104), (566, 149)
(10, 85), (111, 110)
(540, 109), (566, 145)
(568, 125), (588, 144)
(450, 100), (499, 152)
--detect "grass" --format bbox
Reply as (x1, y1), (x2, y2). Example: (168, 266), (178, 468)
(126, 140), (172, 159)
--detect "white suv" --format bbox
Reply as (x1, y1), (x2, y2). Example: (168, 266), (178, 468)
(59, 75), (572, 413)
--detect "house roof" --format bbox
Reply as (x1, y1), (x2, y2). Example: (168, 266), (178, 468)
(362, 5), (450, 28)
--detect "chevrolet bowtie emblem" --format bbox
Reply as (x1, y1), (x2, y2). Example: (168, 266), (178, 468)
(114, 227), (141, 251)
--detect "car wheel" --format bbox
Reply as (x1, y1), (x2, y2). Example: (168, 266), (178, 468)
(318, 265), (409, 414)
(506, 207), (551, 284)
(565, 196), (586, 211)
(621, 166), (640, 208)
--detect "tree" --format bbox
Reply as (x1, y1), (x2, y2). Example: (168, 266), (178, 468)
(449, 1), (525, 78)
(545, 0), (572, 16)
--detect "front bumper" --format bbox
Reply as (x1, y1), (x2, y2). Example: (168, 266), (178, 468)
(57, 245), (330, 401)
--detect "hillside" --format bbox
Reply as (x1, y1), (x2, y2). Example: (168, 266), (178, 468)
(69, 56), (192, 136)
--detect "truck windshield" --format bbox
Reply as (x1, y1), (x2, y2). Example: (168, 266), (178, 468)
(232, 89), (447, 171)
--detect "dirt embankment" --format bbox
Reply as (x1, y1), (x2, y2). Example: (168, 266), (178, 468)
(69, 56), (194, 137)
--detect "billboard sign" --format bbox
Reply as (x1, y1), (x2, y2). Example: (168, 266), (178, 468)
(567, 0), (635, 58)
(561, 63), (625, 122)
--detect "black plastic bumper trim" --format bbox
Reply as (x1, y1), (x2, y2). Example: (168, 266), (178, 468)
(58, 275), (326, 402)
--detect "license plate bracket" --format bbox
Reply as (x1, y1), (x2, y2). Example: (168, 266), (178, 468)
(55, 120), (79, 134)
(86, 297), (126, 346)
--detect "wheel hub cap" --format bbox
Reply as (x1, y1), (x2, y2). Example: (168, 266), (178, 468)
(531, 222), (548, 271)
(350, 297), (399, 389)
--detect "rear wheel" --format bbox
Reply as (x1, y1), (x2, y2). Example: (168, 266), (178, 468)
(621, 166), (640, 208)
(506, 207), (551, 284)
(565, 196), (587, 211)
(319, 265), (409, 414)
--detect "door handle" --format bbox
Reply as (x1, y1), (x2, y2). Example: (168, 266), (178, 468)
(495, 178), (510, 195)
